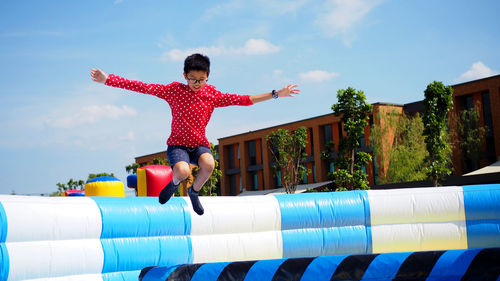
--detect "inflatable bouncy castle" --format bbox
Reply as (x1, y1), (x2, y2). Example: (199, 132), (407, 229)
(0, 184), (499, 280)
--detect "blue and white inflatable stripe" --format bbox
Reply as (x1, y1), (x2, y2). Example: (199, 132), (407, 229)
(92, 197), (192, 274)
(92, 196), (190, 238)
(138, 248), (500, 281)
(0, 184), (499, 280)
(0, 196), (104, 281)
(275, 191), (371, 257)
(463, 184), (500, 249)
(0, 203), (6, 243)
(0, 203), (7, 281)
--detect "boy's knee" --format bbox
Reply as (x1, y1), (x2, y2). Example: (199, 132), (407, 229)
(199, 154), (215, 172)
(173, 163), (191, 180)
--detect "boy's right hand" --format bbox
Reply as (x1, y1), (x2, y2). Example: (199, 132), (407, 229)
(90, 68), (108, 84)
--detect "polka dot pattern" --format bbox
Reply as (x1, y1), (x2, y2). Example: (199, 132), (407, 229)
(105, 74), (253, 147)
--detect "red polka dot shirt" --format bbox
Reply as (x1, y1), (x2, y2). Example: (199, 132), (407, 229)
(105, 74), (253, 148)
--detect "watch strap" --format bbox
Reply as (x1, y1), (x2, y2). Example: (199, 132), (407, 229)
(272, 90), (278, 99)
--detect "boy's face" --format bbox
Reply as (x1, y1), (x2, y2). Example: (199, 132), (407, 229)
(184, 70), (208, 92)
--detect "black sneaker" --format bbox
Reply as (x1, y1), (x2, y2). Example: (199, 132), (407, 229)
(158, 181), (179, 204)
(187, 187), (204, 215)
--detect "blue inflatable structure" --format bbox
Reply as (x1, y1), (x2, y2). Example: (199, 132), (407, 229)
(0, 184), (499, 280)
(139, 248), (500, 281)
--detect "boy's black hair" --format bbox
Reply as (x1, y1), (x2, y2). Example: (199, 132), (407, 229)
(184, 53), (210, 75)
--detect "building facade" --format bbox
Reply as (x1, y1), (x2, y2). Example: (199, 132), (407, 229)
(450, 74), (500, 175)
(217, 103), (404, 196)
(135, 151), (167, 166)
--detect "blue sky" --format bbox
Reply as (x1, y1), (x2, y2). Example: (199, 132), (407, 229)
(1, 0), (499, 195)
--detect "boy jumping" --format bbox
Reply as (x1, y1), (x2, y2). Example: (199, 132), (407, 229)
(91, 53), (299, 215)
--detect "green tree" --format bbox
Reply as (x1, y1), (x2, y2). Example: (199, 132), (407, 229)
(149, 157), (169, 166)
(87, 172), (115, 181)
(266, 127), (309, 194)
(320, 140), (335, 161)
(125, 157), (169, 174)
(371, 111), (427, 184)
(52, 172), (115, 196)
(455, 108), (487, 172)
(125, 163), (140, 174)
(330, 87), (373, 191)
(52, 178), (86, 196)
(422, 81), (454, 186)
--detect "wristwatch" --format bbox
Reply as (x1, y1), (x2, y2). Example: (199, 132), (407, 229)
(272, 90), (278, 99)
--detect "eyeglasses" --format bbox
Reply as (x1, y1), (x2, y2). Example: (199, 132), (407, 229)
(187, 77), (208, 84)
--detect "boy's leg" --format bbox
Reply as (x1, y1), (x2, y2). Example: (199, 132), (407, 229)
(192, 153), (215, 192)
(159, 145), (192, 204)
(188, 152), (215, 215)
(159, 161), (190, 204)
(172, 161), (191, 185)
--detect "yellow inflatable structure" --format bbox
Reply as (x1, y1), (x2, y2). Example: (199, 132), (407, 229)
(85, 176), (125, 197)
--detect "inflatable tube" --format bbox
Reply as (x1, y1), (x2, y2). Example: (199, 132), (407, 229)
(0, 184), (499, 280)
(138, 248), (500, 281)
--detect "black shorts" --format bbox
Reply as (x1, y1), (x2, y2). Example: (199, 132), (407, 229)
(166, 145), (212, 167)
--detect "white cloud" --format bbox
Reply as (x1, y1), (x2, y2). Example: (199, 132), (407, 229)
(243, 39), (281, 55)
(46, 105), (137, 129)
(299, 70), (339, 83)
(453, 61), (499, 83)
(315, 0), (383, 44)
(160, 39), (280, 61)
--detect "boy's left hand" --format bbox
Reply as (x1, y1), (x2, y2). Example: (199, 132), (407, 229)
(278, 84), (300, 97)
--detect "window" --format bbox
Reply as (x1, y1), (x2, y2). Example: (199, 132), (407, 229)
(248, 140), (257, 165)
(229, 175), (237, 196)
(227, 145), (235, 169)
(251, 172), (259, 190)
(270, 141), (279, 159)
(323, 124), (333, 144)
(372, 156), (378, 185)
(260, 139), (263, 165)
(275, 170), (282, 187)
(463, 95), (474, 111)
(359, 134), (366, 149)
(329, 162), (335, 173)
(309, 127), (314, 156)
(302, 171), (308, 184)
(312, 163), (317, 183)
(482, 91), (496, 163)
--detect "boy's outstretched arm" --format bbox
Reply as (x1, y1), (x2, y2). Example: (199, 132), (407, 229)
(90, 69), (108, 84)
(250, 84), (300, 104)
(89, 69), (165, 98)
